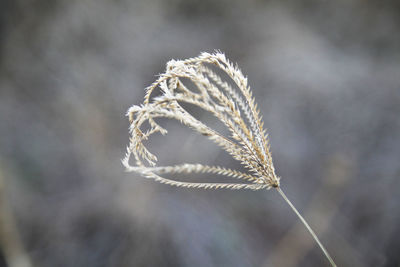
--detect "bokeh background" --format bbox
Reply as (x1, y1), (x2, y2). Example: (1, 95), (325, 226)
(0, 0), (399, 266)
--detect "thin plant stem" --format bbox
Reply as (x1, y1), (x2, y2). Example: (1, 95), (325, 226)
(276, 187), (337, 267)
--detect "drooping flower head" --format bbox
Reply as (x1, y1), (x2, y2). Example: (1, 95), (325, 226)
(123, 52), (280, 190)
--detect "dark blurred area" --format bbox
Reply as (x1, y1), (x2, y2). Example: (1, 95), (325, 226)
(0, 0), (399, 266)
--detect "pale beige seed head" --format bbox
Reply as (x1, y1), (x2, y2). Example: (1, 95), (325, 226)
(123, 52), (280, 190)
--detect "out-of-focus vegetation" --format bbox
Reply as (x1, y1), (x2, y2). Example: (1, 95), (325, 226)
(0, 0), (399, 266)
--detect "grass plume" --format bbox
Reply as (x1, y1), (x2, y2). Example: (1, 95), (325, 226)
(123, 52), (336, 266)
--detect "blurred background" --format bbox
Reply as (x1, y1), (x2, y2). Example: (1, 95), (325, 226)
(0, 0), (399, 266)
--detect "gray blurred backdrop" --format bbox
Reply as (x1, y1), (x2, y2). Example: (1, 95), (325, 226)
(0, 0), (399, 266)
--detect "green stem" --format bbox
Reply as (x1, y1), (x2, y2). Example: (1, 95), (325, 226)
(276, 187), (337, 267)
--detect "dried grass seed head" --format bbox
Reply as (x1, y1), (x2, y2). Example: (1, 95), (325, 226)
(123, 52), (280, 190)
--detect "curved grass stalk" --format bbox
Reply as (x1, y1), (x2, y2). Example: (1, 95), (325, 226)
(276, 187), (337, 267)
